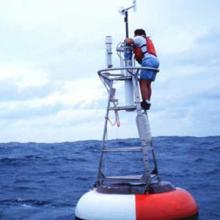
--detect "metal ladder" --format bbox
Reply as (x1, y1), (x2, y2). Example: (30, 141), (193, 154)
(96, 67), (159, 192)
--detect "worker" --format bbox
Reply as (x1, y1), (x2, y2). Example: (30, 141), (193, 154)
(125, 28), (159, 110)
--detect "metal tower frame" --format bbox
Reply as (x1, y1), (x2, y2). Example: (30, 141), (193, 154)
(96, 66), (160, 193)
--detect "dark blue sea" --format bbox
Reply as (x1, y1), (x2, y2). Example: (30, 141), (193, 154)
(0, 136), (220, 220)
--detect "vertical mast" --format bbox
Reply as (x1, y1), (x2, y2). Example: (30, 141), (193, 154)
(120, 0), (136, 106)
(125, 11), (129, 38)
(120, 0), (136, 38)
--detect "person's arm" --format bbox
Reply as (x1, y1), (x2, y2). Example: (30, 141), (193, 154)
(133, 36), (145, 47)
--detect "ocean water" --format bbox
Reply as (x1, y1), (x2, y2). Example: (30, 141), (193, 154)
(0, 136), (220, 220)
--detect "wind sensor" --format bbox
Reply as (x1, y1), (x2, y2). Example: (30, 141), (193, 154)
(119, 0), (136, 38)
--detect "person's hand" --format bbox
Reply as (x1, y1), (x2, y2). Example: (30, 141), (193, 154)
(125, 38), (134, 45)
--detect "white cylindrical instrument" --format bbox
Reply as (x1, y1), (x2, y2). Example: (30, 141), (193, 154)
(105, 36), (113, 68)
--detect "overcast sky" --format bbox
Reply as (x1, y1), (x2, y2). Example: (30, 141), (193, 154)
(0, 0), (219, 142)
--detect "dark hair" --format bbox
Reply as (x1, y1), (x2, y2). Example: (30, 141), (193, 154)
(134, 29), (146, 36)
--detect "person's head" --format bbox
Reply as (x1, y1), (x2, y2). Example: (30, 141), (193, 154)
(134, 29), (146, 37)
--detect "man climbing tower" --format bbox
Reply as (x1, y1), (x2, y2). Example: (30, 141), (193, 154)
(125, 28), (159, 110)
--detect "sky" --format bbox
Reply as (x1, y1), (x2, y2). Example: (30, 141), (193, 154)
(0, 0), (220, 142)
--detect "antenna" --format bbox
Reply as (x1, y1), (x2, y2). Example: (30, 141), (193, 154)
(133, 0), (137, 12)
(119, 0), (136, 14)
(119, 0), (137, 38)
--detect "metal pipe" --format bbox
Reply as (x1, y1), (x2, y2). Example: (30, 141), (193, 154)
(105, 36), (113, 68)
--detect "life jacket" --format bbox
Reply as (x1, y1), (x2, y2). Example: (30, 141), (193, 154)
(133, 36), (157, 63)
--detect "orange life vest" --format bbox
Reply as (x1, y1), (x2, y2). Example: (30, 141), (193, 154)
(134, 36), (157, 63)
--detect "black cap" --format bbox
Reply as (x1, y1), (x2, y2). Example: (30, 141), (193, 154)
(134, 29), (146, 36)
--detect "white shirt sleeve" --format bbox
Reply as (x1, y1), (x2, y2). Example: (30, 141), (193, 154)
(133, 36), (146, 47)
(133, 36), (147, 53)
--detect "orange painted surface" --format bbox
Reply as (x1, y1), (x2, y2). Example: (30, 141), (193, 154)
(135, 188), (198, 220)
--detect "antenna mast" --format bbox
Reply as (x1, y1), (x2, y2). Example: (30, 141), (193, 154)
(119, 0), (136, 38)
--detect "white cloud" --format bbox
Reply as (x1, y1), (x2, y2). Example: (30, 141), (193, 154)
(0, 109), (105, 142)
(0, 62), (49, 89)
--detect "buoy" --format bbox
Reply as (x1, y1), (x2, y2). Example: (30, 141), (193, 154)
(75, 183), (198, 220)
(75, 1), (199, 219)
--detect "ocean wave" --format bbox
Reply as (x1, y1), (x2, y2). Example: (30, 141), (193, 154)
(0, 136), (220, 220)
